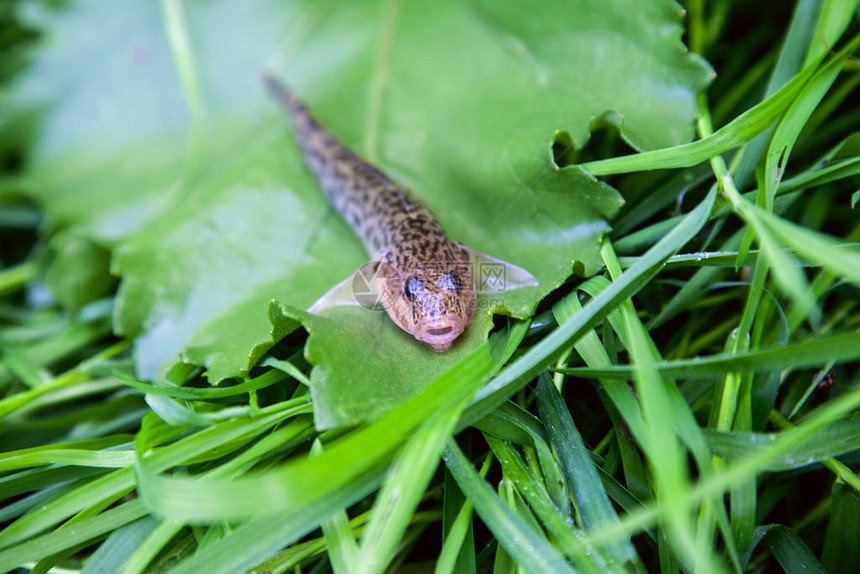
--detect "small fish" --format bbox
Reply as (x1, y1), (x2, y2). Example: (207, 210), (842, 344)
(264, 74), (537, 352)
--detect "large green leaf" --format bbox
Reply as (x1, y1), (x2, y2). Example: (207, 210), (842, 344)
(6, 0), (711, 426)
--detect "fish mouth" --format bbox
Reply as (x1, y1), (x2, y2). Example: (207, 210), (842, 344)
(427, 326), (453, 336)
(416, 320), (465, 352)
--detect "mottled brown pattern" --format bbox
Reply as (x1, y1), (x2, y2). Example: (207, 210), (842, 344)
(265, 75), (476, 351)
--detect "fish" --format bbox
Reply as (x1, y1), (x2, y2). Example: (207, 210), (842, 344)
(264, 74), (537, 352)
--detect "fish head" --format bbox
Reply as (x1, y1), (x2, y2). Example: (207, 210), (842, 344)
(382, 257), (476, 352)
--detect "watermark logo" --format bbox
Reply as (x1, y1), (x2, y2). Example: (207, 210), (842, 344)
(478, 262), (507, 292)
(351, 261), (394, 311)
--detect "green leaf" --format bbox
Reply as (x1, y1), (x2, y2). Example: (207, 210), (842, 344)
(764, 64), (842, 207)
(0, 403), (299, 550)
(0, 447), (134, 473)
(579, 54), (821, 176)
(805, 0), (860, 63)
(299, 303), (499, 428)
(314, 440), (360, 574)
(753, 205), (860, 288)
(7, 0), (710, 425)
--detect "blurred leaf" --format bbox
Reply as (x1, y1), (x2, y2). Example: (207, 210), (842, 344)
(805, 0), (860, 63)
(822, 482), (860, 573)
(0, 500), (148, 572)
(5, 0), (710, 426)
(705, 413), (860, 471)
(355, 396), (467, 574)
(136, 323), (526, 522)
(151, 324), (525, 574)
(80, 517), (160, 574)
(45, 233), (115, 311)
(439, 467), (477, 574)
(118, 519), (184, 574)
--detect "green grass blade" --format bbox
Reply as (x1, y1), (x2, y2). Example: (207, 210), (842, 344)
(119, 519), (184, 574)
(356, 398), (468, 574)
(764, 64), (842, 206)
(165, 469), (386, 574)
(705, 412), (860, 471)
(443, 441), (578, 574)
(484, 435), (619, 572)
(822, 482), (860, 572)
(466, 187), (717, 425)
(605, 241), (738, 571)
(0, 448), (134, 472)
(114, 368), (289, 399)
(0, 404), (298, 550)
(136, 323), (526, 522)
(0, 468), (136, 550)
(473, 400), (573, 521)
(556, 330), (860, 379)
(589, 385), (860, 550)
(80, 517), (160, 574)
(731, 0), (822, 187)
(550, 286), (651, 504)
(753, 205), (860, 287)
(761, 525), (826, 574)
(535, 373), (636, 564)
(805, 0), (860, 63)
(0, 466), (108, 506)
(437, 465), (481, 574)
(647, 228), (743, 329)
(0, 500), (148, 572)
(779, 155), (860, 194)
(313, 438), (360, 574)
(613, 277), (710, 571)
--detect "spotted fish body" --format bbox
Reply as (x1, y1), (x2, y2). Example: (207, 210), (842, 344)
(265, 75), (476, 351)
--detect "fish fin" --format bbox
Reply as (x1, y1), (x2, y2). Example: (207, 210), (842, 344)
(456, 243), (540, 294)
(308, 261), (387, 314)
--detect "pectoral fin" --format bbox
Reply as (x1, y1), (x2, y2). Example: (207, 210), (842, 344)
(308, 260), (388, 314)
(456, 243), (540, 294)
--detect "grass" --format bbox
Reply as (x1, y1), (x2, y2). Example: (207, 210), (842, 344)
(1, 0), (860, 572)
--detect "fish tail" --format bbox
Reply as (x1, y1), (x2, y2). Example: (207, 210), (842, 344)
(262, 72), (310, 121)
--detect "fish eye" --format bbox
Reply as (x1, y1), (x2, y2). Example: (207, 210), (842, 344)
(440, 271), (462, 293)
(404, 276), (423, 302)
